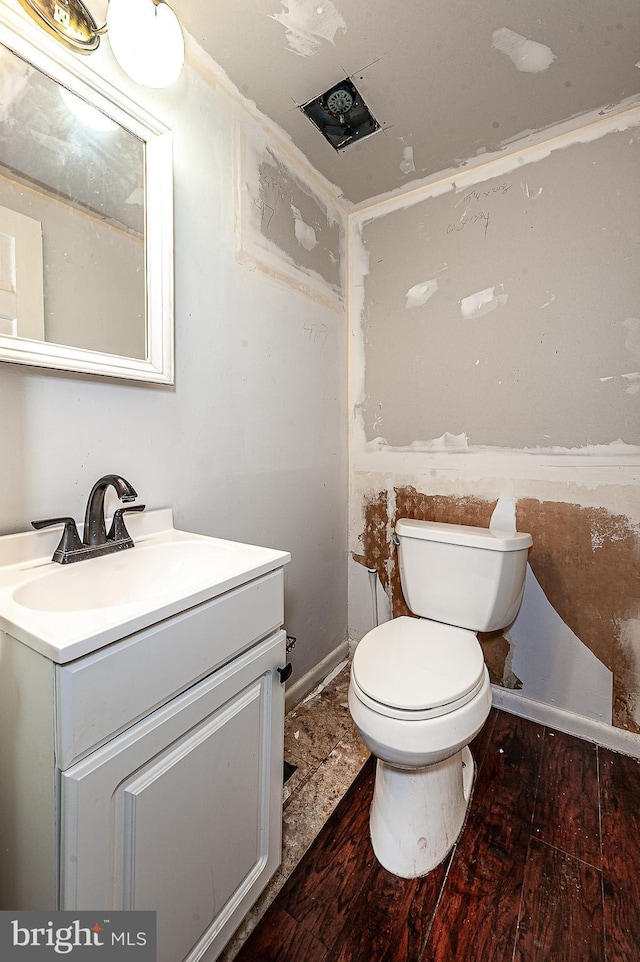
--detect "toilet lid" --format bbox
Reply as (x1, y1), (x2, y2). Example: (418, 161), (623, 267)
(352, 616), (485, 713)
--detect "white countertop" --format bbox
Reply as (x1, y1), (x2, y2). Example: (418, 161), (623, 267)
(0, 509), (290, 664)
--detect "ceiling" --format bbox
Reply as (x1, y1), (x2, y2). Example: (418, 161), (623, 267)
(81, 1), (639, 207)
(170, 0), (640, 207)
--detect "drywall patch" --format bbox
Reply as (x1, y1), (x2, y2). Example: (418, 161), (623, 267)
(521, 182), (543, 200)
(270, 0), (346, 57)
(400, 144), (416, 175)
(405, 279), (438, 309)
(236, 122), (344, 308)
(291, 205), (318, 250)
(254, 152), (342, 293)
(365, 432), (469, 453)
(599, 368), (640, 395)
(354, 489), (640, 732)
(460, 285), (508, 319)
(492, 28), (556, 73)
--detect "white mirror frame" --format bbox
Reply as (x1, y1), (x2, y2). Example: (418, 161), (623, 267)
(0, 3), (174, 384)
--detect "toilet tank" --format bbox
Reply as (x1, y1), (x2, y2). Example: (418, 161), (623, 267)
(395, 518), (532, 632)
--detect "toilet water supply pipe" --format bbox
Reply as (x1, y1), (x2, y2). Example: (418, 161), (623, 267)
(367, 568), (379, 628)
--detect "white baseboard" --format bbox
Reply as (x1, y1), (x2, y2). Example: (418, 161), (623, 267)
(285, 641), (350, 714)
(492, 686), (640, 760)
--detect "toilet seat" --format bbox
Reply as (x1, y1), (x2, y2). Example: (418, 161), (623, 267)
(351, 616), (486, 721)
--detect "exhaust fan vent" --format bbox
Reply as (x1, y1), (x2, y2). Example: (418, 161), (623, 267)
(301, 78), (380, 151)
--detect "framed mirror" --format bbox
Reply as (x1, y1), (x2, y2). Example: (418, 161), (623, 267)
(0, 4), (174, 383)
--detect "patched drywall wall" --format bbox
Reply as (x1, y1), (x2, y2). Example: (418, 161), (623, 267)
(349, 110), (640, 747)
(257, 154), (342, 290)
(236, 123), (345, 310)
(355, 115), (640, 450)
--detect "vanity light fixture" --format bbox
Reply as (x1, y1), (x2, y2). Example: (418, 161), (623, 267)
(16, 0), (185, 89)
(107, 0), (185, 89)
(16, 0), (104, 53)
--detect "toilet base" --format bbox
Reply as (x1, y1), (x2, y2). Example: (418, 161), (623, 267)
(369, 746), (475, 879)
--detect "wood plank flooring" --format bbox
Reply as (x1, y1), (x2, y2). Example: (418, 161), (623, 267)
(233, 709), (640, 962)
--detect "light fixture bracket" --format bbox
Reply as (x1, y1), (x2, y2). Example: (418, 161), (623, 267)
(16, 0), (104, 54)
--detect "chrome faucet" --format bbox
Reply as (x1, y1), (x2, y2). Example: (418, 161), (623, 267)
(32, 475), (145, 564)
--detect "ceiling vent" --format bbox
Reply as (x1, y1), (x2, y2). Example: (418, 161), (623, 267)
(300, 78), (380, 151)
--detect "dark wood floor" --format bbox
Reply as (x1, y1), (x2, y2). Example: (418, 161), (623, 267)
(234, 708), (640, 962)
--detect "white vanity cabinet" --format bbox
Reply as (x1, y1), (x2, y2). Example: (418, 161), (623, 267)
(62, 625), (285, 962)
(0, 522), (290, 962)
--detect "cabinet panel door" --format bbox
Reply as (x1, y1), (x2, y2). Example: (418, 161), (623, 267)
(61, 631), (285, 962)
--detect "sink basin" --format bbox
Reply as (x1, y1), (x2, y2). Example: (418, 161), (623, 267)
(0, 510), (290, 663)
(12, 540), (249, 612)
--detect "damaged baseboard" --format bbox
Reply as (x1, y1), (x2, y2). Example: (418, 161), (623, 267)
(285, 640), (350, 714)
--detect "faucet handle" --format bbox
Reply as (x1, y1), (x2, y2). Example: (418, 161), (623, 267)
(107, 504), (146, 543)
(32, 517), (84, 563)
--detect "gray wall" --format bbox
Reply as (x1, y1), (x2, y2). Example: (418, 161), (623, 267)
(359, 127), (640, 450)
(0, 45), (349, 688)
(0, 175), (145, 358)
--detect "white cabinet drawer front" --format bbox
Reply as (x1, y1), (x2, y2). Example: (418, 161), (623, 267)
(56, 569), (284, 769)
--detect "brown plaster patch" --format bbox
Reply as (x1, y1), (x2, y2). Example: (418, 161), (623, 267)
(478, 631), (523, 689)
(353, 487), (640, 732)
(352, 490), (391, 588)
(393, 489), (496, 528)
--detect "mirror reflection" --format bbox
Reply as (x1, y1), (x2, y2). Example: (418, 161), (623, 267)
(0, 41), (146, 359)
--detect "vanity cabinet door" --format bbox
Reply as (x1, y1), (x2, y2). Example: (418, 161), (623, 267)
(60, 630), (285, 962)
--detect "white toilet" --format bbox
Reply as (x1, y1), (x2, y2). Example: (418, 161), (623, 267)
(348, 517), (532, 879)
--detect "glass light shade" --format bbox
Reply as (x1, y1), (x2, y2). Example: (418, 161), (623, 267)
(107, 0), (184, 89)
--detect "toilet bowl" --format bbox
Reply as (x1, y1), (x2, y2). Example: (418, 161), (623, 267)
(348, 518), (532, 879)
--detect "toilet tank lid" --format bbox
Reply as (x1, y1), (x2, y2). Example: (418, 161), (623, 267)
(395, 518), (532, 552)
